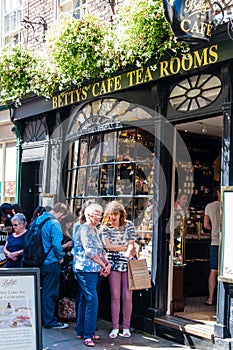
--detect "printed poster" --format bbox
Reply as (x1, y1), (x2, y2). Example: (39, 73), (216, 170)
(0, 274), (37, 350)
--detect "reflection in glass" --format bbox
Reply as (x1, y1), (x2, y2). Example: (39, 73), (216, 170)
(86, 166), (99, 196)
(117, 130), (135, 162)
(89, 135), (101, 164)
(79, 137), (89, 166)
(100, 165), (114, 195)
(102, 132), (116, 162)
(76, 168), (86, 196)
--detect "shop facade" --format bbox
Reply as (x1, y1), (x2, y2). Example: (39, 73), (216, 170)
(11, 23), (233, 347)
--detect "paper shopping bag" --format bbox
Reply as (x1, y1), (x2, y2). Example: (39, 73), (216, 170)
(128, 259), (151, 291)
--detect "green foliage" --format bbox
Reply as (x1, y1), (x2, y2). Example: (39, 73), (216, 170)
(0, 0), (185, 104)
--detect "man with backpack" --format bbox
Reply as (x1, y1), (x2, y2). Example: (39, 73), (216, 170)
(33, 202), (68, 329)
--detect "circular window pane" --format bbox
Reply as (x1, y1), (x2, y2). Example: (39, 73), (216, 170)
(169, 74), (222, 112)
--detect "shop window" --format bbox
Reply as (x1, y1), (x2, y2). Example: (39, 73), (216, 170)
(22, 117), (47, 143)
(66, 99), (155, 269)
(67, 99), (154, 140)
(169, 74), (222, 112)
(57, 0), (86, 19)
(3, 143), (16, 202)
(2, 0), (22, 47)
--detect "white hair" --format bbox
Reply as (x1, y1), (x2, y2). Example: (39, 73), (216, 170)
(84, 203), (103, 217)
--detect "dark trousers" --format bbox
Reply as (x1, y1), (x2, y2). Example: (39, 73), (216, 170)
(40, 262), (61, 328)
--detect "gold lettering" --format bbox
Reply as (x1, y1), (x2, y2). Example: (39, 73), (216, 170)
(107, 76), (122, 91)
(191, 21), (200, 33)
(74, 89), (81, 101)
(92, 83), (100, 97)
(99, 81), (107, 95)
(209, 44), (218, 63)
(127, 71), (136, 86)
(144, 66), (153, 82)
(52, 97), (58, 109)
(81, 86), (88, 100)
(193, 48), (208, 67)
(107, 77), (114, 92)
(135, 68), (144, 84)
(63, 92), (69, 105)
(57, 95), (64, 108)
(69, 91), (75, 104)
(159, 60), (170, 77)
(206, 23), (212, 37)
(170, 57), (181, 75)
(182, 55), (193, 71)
(180, 19), (191, 33)
(114, 76), (122, 90)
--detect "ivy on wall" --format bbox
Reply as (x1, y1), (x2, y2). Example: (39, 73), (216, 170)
(0, 0), (184, 105)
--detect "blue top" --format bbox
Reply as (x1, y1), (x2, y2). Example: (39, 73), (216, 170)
(36, 212), (63, 264)
(6, 232), (27, 268)
(73, 223), (105, 273)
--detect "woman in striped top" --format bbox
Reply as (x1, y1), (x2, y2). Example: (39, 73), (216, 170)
(101, 201), (137, 339)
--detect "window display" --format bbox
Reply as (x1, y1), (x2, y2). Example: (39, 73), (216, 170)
(66, 127), (155, 270)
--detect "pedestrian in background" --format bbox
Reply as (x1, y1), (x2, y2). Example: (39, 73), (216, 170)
(101, 201), (137, 339)
(73, 203), (111, 347)
(3, 213), (27, 268)
(0, 203), (13, 232)
(30, 206), (46, 224)
(38, 202), (68, 329)
(204, 185), (220, 306)
(60, 212), (76, 300)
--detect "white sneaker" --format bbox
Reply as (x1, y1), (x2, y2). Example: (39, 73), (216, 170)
(109, 328), (119, 338)
(123, 328), (131, 337)
(51, 322), (69, 329)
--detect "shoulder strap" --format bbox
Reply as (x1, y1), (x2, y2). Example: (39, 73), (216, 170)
(38, 216), (52, 229)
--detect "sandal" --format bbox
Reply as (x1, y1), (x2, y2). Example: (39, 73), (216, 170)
(83, 338), (95, 347)
(93, 334), (100, 340)
(123, 328), (131, 338)
(109, 328), (119, 338)
(76, 335), (83, 339)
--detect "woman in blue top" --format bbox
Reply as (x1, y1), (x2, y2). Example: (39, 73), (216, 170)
(73, 203), (111, 347)
(3, 213), (27, 267)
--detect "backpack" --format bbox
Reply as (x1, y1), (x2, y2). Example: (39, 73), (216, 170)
(22, 217), (52, 267)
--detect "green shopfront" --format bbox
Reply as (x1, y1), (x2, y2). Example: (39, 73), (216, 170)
(11, 24), (233, 348)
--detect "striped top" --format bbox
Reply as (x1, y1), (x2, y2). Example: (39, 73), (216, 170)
(101, 220), (137, 272)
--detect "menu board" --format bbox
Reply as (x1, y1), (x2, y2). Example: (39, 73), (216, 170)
(220, 188), (233, 282)
(0, 268), (41, 350)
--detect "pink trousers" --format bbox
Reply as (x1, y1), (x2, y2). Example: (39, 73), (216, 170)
(108, 270), (132, 329)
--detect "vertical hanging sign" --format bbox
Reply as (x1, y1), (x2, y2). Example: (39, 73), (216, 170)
(162, 0), (222, 43)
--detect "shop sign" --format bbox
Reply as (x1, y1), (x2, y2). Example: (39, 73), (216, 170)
(52, 43), (220, 110)
(162, 0), (223, 43)
(219, 187), (233, 283)
(0, 268), (42, 350)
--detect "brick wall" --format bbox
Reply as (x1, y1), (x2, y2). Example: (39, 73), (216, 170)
(22, 0), (54, 49)
(22, 0), (127, 49)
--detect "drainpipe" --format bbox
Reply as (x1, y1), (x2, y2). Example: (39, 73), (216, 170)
(9, 105), (21, 203)
(13, 124), (21, 203)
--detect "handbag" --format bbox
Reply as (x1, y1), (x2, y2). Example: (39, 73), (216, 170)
(128, 259), (151, 291)
(58, 297), (76, 321)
